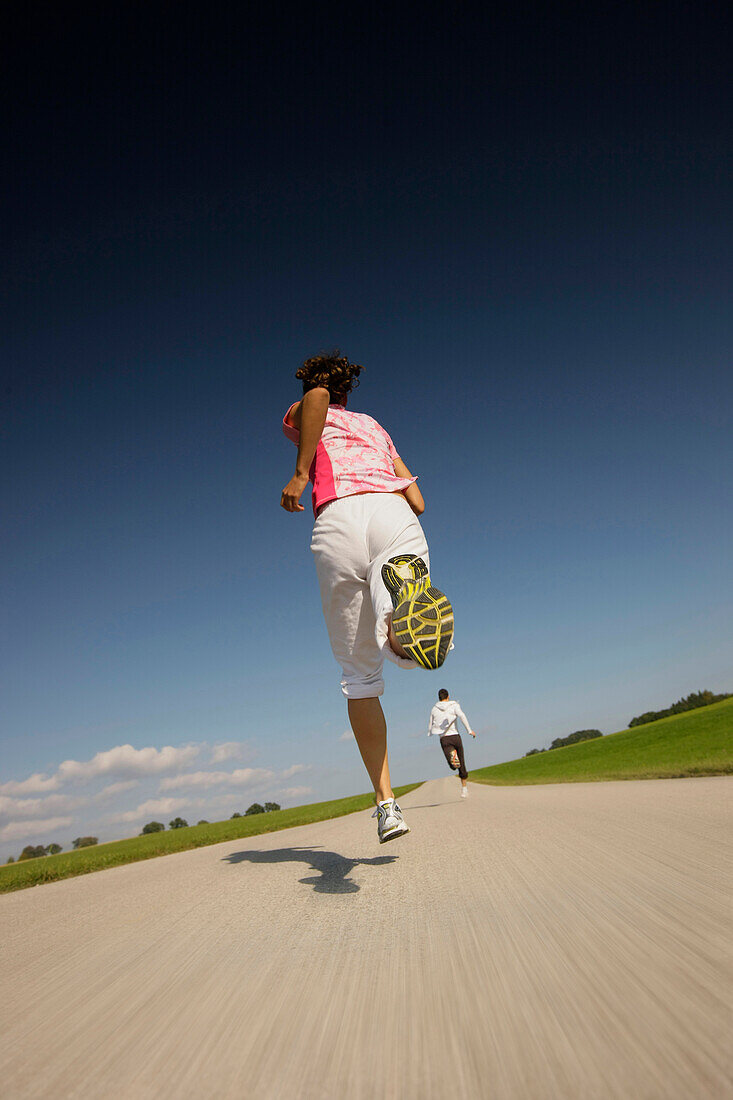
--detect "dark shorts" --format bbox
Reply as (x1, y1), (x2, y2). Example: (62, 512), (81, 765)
(440, 733), (467, 779)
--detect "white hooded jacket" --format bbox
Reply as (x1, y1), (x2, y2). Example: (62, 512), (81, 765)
(428, 699), (472, 738)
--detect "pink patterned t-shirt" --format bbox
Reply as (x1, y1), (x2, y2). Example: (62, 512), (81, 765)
(283, 403), (417, 516)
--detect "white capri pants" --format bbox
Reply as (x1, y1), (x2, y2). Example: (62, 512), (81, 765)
(310, 492), (429, 698)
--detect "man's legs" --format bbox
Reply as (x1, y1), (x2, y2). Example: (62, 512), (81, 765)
(441, 734), (468, 792)
(440, 735), (460, 771)
(453, 735), (469, 793)
(347, 697), (392, 803)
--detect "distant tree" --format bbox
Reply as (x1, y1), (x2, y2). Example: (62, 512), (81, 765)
(169, 817), (188, 829)
(46, 843), (63, 855)
(72, 836), (98, 849)
(19, 845), (47, 861)
(197, 820), (209, 826)
(630, 712), (657, 728)
(245, 803), (265, 816)
(140, 821), (165, 835)
(525, 748), (542, 756)
(231, 812), (242, 819)
(629, 690), (731, 728)
(264, 802), (281, 812)
(550, 730), (602, 750)
(6, 856), (14, 864)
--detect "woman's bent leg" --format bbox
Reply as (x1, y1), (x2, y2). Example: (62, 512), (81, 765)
(348, 697), (392, 802)
(365, 495), (430, 667)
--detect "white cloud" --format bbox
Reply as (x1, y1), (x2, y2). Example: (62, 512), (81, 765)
(209, 742), (249, 764)
(280, 763), (310, 778)
(108, 797), (192, 824)
(0, 817), (73, 842)
(339, 730), (353, 742)
(0, 794), (85, 820)
(1, 749), (313, 840)
(159, 767), (274, 792)
(57, 743), (200, 783)
(94, 780), (139, 800)
(279, 786), (313, 801)
(0, 773), (61, 796)
(1, 744), (202, 797)
(159, 763), (309, 792)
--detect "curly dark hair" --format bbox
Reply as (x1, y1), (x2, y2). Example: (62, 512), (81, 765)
(296, 350), (363, 402)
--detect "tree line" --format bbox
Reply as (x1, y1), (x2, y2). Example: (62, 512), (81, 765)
(628, 689), (731, 728)
(230, 802), (281, 818)
(140, 804), (281, 835)
(525, 730), (602, 757)
(5, 801), (286, 862)
(6, 836), (97, 864)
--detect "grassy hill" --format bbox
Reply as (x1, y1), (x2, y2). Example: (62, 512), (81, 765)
(0, 783), (421, 895)
(471, 697), (733, 786)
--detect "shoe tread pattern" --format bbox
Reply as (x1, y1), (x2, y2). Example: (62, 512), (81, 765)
(391, 581), (454, 669)
(381, 555), (429, 600)
(382, 556), (453, 670)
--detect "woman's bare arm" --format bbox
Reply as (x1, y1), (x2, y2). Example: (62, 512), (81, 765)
(280, 387), (330, 512)
(394, 456), (425, 515)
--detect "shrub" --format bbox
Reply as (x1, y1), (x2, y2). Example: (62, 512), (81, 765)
(169, 817), (189, 829)
(19, 845), (47, 861)
(550, 730), (602, 750)
(140, 822), (165, 835)
(72, 837), (98, 849)
(245, 803), (265, 816)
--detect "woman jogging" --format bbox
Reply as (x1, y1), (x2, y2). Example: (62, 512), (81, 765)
(281, 351), (454, 842)
(428, 688), (475, 798)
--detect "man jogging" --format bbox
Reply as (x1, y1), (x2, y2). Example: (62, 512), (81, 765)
(428, 689), (475, 798)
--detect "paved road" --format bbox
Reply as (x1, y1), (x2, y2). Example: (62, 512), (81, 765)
(1, 776), (731, 1099)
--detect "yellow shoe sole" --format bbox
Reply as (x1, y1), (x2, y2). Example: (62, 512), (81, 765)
(382, 556), (454, 670)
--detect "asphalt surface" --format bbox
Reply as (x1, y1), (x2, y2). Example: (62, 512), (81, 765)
(1, 776), (731, 1099)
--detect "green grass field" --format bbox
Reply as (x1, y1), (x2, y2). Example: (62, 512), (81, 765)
(471, 697), (733, 786)
(0, 783), (421, 895)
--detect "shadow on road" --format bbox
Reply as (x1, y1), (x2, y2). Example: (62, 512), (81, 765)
(222, 846), (397, 894)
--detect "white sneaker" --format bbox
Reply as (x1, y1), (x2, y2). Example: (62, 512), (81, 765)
(461, 787), (468, 798)
(372, 798), (410, 843)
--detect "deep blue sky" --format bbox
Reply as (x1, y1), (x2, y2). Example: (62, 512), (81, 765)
(2, 4), (731, 853)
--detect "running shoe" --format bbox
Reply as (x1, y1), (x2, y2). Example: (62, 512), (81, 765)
(372, 797), (410, 843)
(461, 786), (468, 798)
(380, 554), (429, 593)
(381, 555), (454, 670)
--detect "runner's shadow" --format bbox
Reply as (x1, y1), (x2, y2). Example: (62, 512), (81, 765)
(222, 846), (397, 894)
